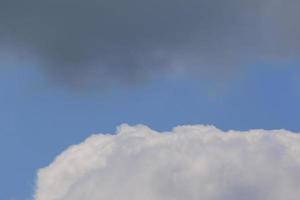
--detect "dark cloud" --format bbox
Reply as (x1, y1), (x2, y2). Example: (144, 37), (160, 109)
(0, 0), (299, 87)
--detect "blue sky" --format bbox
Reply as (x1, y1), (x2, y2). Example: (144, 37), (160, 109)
(1, 1), (300, 199)
(1, 62), (300, 199)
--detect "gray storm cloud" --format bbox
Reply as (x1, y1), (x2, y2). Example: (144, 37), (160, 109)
(35, 124), (300, 200)
(1, 0), (299, 86)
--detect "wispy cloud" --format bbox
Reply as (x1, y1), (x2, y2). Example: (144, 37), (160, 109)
(1, 0), (299, 87)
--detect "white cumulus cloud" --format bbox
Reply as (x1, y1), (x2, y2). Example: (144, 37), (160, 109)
(35, 124), (300, 200)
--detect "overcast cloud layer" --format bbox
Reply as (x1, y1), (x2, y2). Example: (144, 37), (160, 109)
(35, 124), (300, 200)
(1, 0), (300, 86)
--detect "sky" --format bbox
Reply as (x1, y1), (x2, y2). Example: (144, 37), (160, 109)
(2, 60), (300, 200)
(1, 0), (300, 199)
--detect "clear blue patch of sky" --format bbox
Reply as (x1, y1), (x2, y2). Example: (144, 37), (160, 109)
(1, 63), (300, 199)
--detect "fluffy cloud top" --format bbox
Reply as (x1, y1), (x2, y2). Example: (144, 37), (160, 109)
(35, 124), (300, 200)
